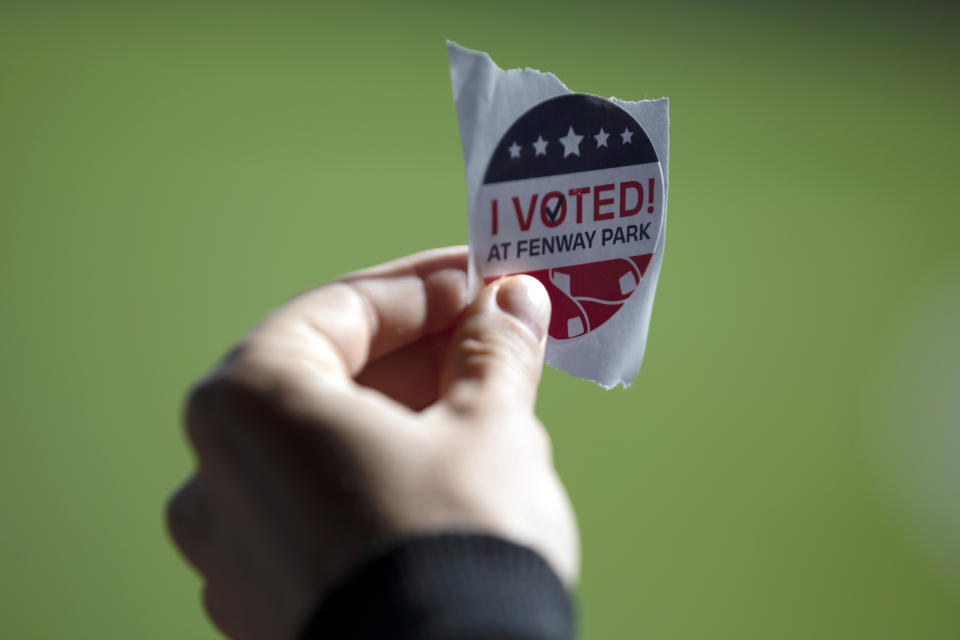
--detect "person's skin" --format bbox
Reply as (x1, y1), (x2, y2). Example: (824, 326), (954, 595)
(166, 246), (579, 639)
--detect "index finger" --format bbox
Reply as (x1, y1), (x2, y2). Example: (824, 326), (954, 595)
(241, 246), (469, 379)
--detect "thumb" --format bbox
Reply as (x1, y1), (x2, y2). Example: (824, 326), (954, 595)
(440, 274), (551, 415)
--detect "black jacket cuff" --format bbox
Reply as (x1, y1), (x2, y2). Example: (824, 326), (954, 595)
(302, 533), (575, 640)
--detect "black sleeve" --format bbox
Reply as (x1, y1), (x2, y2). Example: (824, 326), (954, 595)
(301, 533), (575, 640)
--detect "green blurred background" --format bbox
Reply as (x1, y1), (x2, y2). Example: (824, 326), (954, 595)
(2, 1), (959, 637)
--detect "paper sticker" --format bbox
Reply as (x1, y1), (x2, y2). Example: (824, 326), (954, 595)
(448, 42), (669, 388)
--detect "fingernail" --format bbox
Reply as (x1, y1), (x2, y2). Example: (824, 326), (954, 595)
(495, 275), (550, 342)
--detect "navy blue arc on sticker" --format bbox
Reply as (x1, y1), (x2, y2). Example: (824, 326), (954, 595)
(483, 94), (658, 184)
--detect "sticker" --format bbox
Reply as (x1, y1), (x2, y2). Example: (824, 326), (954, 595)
(478, 94), (664, 340)
(448, 41), (669, 388)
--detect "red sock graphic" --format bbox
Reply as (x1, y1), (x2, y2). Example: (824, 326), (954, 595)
(485, 254), (653, 339)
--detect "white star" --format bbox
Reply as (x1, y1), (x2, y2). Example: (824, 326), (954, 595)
(507, 141), (521, 159)
(532, 135), (548, 156)
(621, 127), (634, 144)
(558, 126), (584, 157)
(594, 128), (609, 148)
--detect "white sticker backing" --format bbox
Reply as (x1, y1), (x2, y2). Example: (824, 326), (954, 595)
(448, 41), (669, 388)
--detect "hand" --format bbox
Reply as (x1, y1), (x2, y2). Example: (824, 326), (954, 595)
(166, 246), (579, 639)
